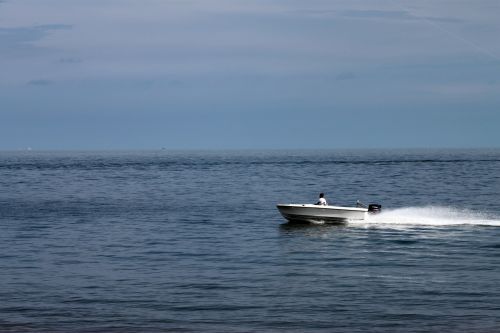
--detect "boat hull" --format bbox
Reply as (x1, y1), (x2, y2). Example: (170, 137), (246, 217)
(277, 204), (367, 223)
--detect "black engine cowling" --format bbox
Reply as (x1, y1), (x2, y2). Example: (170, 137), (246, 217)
(368, 204), (382, 214)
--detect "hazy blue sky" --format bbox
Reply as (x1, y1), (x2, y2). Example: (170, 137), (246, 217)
(1, 0), (499, 149)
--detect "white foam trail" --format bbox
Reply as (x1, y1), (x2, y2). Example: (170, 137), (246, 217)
(352, 206), (500, 227)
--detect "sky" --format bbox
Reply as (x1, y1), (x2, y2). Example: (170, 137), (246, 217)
(1, 0), (499, 150)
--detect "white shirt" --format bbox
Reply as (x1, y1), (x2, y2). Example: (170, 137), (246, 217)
(318, 197), (327, 206)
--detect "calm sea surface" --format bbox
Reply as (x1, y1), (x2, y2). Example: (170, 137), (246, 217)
(1, 149), (500, 332)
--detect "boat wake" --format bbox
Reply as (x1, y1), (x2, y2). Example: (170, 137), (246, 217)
(353, 206), (500, 227)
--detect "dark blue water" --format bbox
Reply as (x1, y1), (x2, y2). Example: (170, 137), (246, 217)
(1, 149), (500, 332)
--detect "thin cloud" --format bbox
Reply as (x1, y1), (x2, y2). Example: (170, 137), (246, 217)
(300, 9), (462, 24)
(0, 24), (72, 56)
(341, 9), (415, 20)
(344, 9), (462, 24)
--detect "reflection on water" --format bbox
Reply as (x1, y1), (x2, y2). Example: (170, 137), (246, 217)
(279, 221), (348, 237)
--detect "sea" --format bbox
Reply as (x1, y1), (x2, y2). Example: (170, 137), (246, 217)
(1, 149), (500, 332)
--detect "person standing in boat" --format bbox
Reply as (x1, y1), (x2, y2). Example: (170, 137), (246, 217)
(316, 193), (328, 206)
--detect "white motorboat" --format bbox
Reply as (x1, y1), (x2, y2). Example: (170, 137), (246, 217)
(276, 203), (381, 223)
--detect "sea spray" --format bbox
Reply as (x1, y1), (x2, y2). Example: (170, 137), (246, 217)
(358, 206), (500, 227)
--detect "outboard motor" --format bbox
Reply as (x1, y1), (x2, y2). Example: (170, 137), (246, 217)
(368, 204), (382, 214)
